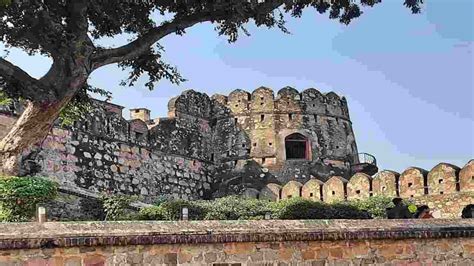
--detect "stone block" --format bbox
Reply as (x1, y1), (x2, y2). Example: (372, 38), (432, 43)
(301, 179), (323, 201)
(323, 176), (347, 203)
(347, 173), (371, 200)
(399, 167), (427, 198)
(372, 170), (399, 197)
(281, 181), (303, 199)
(428, 163), (460, 195)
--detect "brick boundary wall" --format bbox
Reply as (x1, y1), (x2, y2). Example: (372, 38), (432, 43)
(0, 220), (473, 265)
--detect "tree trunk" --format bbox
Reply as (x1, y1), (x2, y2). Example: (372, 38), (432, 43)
(0, 96), (72, 176)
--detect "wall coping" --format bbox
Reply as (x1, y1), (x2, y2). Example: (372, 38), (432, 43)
(0, 219), (472, 250)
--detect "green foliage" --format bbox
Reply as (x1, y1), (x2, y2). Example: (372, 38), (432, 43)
(271, 198), (371, 220)
(0, 1), (423, 102)
(153, 195), (172, 206)
(200, 196), (272, 220)
(346, 196), (394, 218)
(58, 84), (112, 127)
(58, 100), (92, 127)
(330, 203), (372, 219)
(271, 197), (328, 219)
(138, 199), (207, 221)
(99, 194), (137, 221)
(159, 199), (207, 220)
(0, 176), (58, 222)
(0, 90), (12, 106)
(0, 0), (11, 8)
(137, 196), (373, 221)
(138, 205), (165, 220)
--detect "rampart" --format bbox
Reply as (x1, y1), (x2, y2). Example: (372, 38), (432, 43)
(0, 220), (473, 265)
(0, 87), (363, 202)
(0, 87), (472, 220)
(256, 160), (474, 218)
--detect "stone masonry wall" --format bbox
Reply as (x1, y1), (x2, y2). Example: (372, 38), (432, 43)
(1, 87), (363, 203)
(26, 98), (215, 203)
(0, 220), (473, 266)
(257, 160), (474, 218)
(219, 86), (359, 184)
(3, 87), (470, 214)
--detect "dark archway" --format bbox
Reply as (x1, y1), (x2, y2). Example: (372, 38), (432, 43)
(285, 133), (310, 160)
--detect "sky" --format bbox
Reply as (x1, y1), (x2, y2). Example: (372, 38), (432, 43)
(1, 0), (473, 173)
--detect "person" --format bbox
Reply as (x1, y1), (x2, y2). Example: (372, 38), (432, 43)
(461, 204), (473, 218)
(414, 205), (433, 219)
(387, 197), (413, 219)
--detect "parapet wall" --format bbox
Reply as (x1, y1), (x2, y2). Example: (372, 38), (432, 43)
(0, 220), (473, 265)
(256, 160), (474, 218)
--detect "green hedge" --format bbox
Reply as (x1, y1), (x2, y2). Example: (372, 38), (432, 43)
(100, 194), (138, 221)
(138, 195), (390, 221)
(199, 196), (272, 220)
(271, 198), (371, 220)
(346, 195), (394, 218)
(0, 176), (58, 222)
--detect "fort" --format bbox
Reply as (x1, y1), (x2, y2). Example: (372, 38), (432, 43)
(0, 86), (473, 219)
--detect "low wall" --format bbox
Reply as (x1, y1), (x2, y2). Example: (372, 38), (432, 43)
(0, 220), (473, 265)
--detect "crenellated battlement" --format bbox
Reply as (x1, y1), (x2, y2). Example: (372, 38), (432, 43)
(254, 160), (474, 217)
(160, 87), (351, 123)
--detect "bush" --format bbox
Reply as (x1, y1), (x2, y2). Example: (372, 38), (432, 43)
(136, 196), (378, 221)
(199, 196), (272, 220)
(100, 194), (137, 221)
(271, 198), (327, 219)
(158, 199), (207, 220)
(153, 195), (172, 206)
(271, 198), (371, 220)
(138, 205), (165, 220)
(330, 203), (372, 219)
(346, 196), (394, 218)
(0, 176), (58, 222)
(138, 196), (272, 221)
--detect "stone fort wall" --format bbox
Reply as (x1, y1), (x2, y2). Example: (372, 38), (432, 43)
(1, 220), (473, 265)
(22, 97), (216, 202)
(210, 86), (359, 182)
(255, 160), (474, 218)
(2, 87), (471, 213)
(0, 87), (363, 202)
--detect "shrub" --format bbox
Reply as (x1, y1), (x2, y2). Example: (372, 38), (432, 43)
(199, 196), (272, 220)
(158, 199), (207, 220)
(136, 196), (380, 221)
(0, 176), (58, 222)
(271, 197), (329, 219)
(330, 203), (371, 219)
(346, 196), (394, 218)
(153, 195), (172, 206)
(271, 198), (371, 220)
(100, 194), (137, 221)
(138, 205), (165, 220)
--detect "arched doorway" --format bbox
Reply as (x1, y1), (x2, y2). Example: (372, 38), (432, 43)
(285, 133), (310, 160)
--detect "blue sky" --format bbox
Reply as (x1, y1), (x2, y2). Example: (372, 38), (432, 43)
(1, 0), (473, 173)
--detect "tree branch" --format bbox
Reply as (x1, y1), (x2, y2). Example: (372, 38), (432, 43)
(91, 1), (283, 69)
(66, 0), (91, 44)
(0, 58), (56, 102)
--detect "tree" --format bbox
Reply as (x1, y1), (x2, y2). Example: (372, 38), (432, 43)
(0, 0), (423, 176)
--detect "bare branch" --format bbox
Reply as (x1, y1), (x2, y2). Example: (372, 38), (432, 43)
(0, 58), (56, 102)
